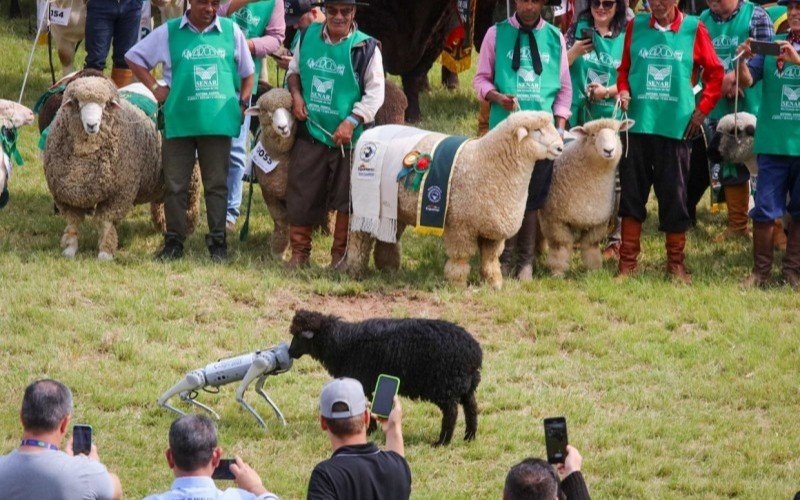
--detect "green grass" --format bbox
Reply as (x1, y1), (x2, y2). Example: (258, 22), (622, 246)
(2, 6), (800, 498)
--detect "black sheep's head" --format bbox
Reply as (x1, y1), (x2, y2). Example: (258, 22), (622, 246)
(288, 309), (327, 359)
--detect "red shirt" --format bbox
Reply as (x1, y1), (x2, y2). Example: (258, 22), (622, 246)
(616, 7), (723, 116)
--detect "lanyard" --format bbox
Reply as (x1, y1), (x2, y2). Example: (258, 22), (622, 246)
(20, 439), (59, 451)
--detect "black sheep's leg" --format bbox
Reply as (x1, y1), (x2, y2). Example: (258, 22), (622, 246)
(461, 392), (478, 441)
(367, 417), (377, 435)
(434, 401), (458, 446)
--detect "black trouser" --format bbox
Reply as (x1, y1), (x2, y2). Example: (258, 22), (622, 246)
(162, 135), (231, 240)
(525, 159), (554, 211)
(619, 133), (692, 233)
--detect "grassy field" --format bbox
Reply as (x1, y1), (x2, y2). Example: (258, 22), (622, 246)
(2, 5), (800, 498)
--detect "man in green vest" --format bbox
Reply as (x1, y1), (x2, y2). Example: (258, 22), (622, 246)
(218, 0), (285, 233)
(616, 0), (723, 283)
(125, 0), (255, 261)
(285, 0), (385, 269)
(736, 1), (800, 287)
(700, 0), (774, 241)
(473, 0), (573, 281)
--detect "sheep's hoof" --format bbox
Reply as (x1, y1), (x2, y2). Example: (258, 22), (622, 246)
(549, 271), (566, 279)
(62, 247), (77, 258)
(97, 251), (114, 261)
(517, 264), (534, 281)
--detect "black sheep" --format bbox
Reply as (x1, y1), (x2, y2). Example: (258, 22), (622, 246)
(288, 309), (482, 446)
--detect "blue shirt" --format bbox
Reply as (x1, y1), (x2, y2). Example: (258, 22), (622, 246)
(144, 476), (279, 500)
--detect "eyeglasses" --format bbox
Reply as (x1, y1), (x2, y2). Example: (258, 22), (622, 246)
(591, 0), (616, 9)
(325, 6), (355, 16)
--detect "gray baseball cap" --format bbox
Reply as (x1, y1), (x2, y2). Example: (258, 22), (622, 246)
(320, 378), (367, 419)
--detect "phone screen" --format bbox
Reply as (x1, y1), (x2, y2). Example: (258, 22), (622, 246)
(72, 425), (92, 455)
(543, 417), (568, 464)
(580, 28), (595, 40)
(750, 41), (781, 57)
(212, 458), (236, 480)
(371, 375), (400, 418)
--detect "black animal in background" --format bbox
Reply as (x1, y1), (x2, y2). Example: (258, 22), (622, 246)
(288, 309), (483, 446)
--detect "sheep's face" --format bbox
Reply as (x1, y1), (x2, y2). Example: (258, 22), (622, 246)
(0, 100), (34, 129)
(503, 111), (564, 161)
(246, 89), (295, 139)
(712, 113), (756, 165)
(62, 77), (121, 136)
(288, 309), (326, 359)
(569, 118), (634, 164)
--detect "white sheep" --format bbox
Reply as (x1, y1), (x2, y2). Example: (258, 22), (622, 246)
(0, 100), (35, 208)
(539, 118), (635, 277)
(346, 111), (565, 289)
(709, 112), (757, 175)
(43, 76), (200, 259)
(46, 0), (87, 76)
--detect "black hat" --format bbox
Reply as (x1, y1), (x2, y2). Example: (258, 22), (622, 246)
(322, 0), (369, 6)
(284, 0), (322, 26)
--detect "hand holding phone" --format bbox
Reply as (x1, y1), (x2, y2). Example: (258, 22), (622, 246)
(371, 374), (400, 419)
(72, 425), (92, 456)
(212, 458), (236, 480)
(543, 417), (568, 464)
(750, 40), (781, 57)
(580, 27), (595, 40)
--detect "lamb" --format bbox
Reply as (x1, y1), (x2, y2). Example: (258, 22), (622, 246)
(346, 111), (564, 289)
(288, 309), (483, 446)
(43, 76), (200, 259)
(0, 100), (35, 209)
(539, 118), (635, 277)
(707, 112), (757, 175)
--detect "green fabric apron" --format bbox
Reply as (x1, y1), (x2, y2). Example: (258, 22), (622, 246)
(754, 34), (800, 156)
(232, 0), (274, 83)
(700, 2), (761, 119)
(489, 19), (563, 129)
(164, 17), (241, 139)
(568, 20), (624, 125)
(626, 14), (698, 139)
(299, 22), (369, 148)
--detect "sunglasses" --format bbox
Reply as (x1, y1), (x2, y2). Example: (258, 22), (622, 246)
(325, 6), (355, 16)
(591, 0), (616, 8)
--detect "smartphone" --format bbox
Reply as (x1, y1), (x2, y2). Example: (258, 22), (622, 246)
(580, 27), (595, 40)
(72, 424), (92, 456)
(212, 458), (236, 480)
(543, 417), (568, 464)
(371, 374), (400, 418)
(750, 40), (781, 57)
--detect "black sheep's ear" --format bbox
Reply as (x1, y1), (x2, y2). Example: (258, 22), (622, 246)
(745, 124), (755, 136)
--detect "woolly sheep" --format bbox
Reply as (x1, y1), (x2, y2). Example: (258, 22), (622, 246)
(540, 118), (635, 277)
(288, 309), (483, 446)
(37, 69), (107, 134)
(707, 112), (757, 175)
(0, 100), (35, 208)
(43, 77), (200, 259)
(346, 111), (565, 289)
(47, 0), (87, 76)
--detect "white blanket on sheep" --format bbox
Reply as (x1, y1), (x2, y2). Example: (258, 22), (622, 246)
(351, 125), (428, 243)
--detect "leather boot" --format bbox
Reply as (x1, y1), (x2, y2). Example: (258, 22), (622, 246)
(330, 211), (350, 270)
(781, 218), (800, 288)
(617, 217), (642, 278)
(110, 68), (133, 88)
(773, 218), (787, 251)
(666, 232), (692, 284)
(516, 210), (539, 281)
(716, 183), (750, 241)
(742, 220), (775, 288)
(499, 235), (518, 278)
(477, 100), (490, 137)
(286, 225), (312, 269)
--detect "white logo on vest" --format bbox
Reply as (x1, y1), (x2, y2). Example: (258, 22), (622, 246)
(712, 34), (738, 49)
(193, 64), (219, 91)
(646, 64), (672, 90)
(586, 51), (620, 68)
(781, 85), (800, 111)
(638, 44), (683, 61)
(307, 56), (346, 75)
(775, 65), (800, 79)
(182, 44), (227, 60)
(588, 68), (610, 86)
(310, 75), (335, 105)
(233, 8), (261, 26)
(506, 48), (551, 65)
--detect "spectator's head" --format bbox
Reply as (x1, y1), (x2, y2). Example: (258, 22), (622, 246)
(285, 0), (325, 28)
(577, 0), (628, 33)
(503, 458), (560, 500)
(187, 0), (221, 29)
(779, 0), (800, 33)
(319, 378), (369, 440)
(166, 415), (222, 476)
(515, 0), (547, 26)
(20, 379), (73, 436)
(323, 0), (358, 39)
(648, 0), (678, 22)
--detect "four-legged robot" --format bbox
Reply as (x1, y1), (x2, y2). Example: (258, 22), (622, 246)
(157, 342), (293, 428)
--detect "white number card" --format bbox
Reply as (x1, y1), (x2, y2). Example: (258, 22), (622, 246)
(49, 5), (70, 26)
(251, 142), (279, 174)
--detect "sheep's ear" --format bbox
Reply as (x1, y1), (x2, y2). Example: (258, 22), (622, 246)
(106, 99), (122, 110)
(569, 126), (588, 138)
(744, 124), (755, 136)
(62, 98), (77, 109)
(301, 330), (314, 339)
(618, 119), (635, 132)
(244, 105), (261, 116)
(515, 126), (528, 143)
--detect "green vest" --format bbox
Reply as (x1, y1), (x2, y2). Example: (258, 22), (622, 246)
(568, 20), (625, 125)
(489, 19), (563, 129)
(754, 34), (800, 156)
(299, 23), (369, 148)
(626, 14), (699, 139)
(699, 2), (761, 118)
(165, 17), (241, 139)
(231, 0), (274, 83)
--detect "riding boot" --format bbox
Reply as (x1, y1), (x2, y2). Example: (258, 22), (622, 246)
(617, 217), (642, 278)
(742, 220), (775, 288)
(773, 218), (788, 251)
(515, 210), (539, 281)
(330, 211), (349, 270)
(716, 183), (750, 241)
(110, 68), (133, 88)
(286, 225), (313, 269)
(665, 232), (692, 284)
(781, 218), (800, 288)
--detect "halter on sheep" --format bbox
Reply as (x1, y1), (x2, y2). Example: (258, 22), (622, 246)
(0, 100), (35, 209)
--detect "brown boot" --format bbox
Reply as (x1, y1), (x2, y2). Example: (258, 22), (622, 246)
(773, 218), (787, 251)
(715, 183), (750, 241)
(781, 218), (800, 288)
(110, 68), (133, 88)
(329, 211), (349, 270)
(617, 217), (642, 278)
(477, 100), (490, 137)
(286, 225), (312, 269)
(742, 220), (775, 288)
(665, 232), (692, 284)
(516, 210), (539, 281)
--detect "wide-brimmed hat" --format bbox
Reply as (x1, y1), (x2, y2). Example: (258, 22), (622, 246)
(323, 0), (369, 6)
(777, 0), (799, 5)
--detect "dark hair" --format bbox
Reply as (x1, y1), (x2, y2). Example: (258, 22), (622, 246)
(323, 402), (365, 437)
(169, 415), (218, 471)
(503, 458), (560, 500)
(21, 380), (73, 432)
(576, 0), (628, 35)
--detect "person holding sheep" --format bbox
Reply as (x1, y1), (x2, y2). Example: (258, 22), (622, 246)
(473, 0), (573, 280)
(125, 0), (255, 261)
(615, 0), (723, 283)
(735, 1), (800, 287)
(285, 0), (385, 269)
(218, 0), (286, 233)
